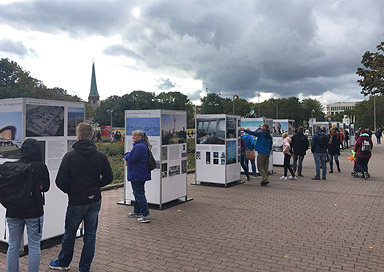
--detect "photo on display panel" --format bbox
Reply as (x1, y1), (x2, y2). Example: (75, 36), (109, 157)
(161, 113), (186, 145)
(161, 146), (167, 160)
(169, 165), (181, 176)
(181, 160), (187, 173)
(126, 117), (160, 136)
(226, 117), (237, 139)
(206, 151), (211, 164)
(68, 107), (85, 136)
(26, 105), (65, 137)
(0, 111), (23, 160)
(196, 118), (225, 144)
(196, 151), (201, 160)
(221, 158), (225, 165)
(273, 121), (288, 137)
(213, 159), (219, 165)
(226, 141), (236, 164)
(213, 152), (219, 158)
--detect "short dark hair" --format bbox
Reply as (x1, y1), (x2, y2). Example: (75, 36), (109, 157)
(76, 123), (93, 140)
(298, 126), (304, 133)
(262, 123), (269, 130)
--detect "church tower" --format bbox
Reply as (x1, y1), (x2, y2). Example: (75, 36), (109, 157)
(88, 61), (100, 107)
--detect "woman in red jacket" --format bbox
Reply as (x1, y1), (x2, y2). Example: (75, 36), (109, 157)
(354, 130), (373, 179)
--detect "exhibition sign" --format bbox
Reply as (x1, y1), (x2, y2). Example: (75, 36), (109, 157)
(0, 98), (85, 249)
(123, 110), (188, 208)
(195, 114), (241, 186)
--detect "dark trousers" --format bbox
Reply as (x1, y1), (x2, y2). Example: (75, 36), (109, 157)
(283, 154), (295, 177)
(240, 154), (250, 179)
(356, 157), (370, 174)
(292, 154), (304, 175)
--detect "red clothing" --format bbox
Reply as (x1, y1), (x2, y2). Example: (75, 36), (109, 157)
(354, 135), (373, 158)
(339, 132), (344, 142)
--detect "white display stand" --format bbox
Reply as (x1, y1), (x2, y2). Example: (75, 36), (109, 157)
(121, 110), (189, 209)
(312, 122), (330, 135)
(0, 98), (84, 252)
(273, 119), (295, 166)
(240, 118), (273, 174)
(349, 124), (356, 146)
(195, 114), (241, 186)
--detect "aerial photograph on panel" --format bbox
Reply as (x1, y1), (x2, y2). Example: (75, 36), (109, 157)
(26, 105), (65, 137)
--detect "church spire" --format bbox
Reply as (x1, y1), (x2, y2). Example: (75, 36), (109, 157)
(88, 61), (100, 107)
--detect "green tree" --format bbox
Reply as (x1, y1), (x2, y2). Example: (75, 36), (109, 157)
(223, 97), (251, 116)
(200, 93), (225, 114)
(301, 98), (325, 122)
(356, 40), (384, 96)
(353, 95), (384, 129)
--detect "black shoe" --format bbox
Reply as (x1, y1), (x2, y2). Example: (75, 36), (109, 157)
(322, 177), (327, 180)
(298, 174), (304, 177)
(260, 181), (270, 186)
(311, 176), (320, 180)
(329, 170), (333, 173)
(338, 168), (341, 173)
(247, 176), (251, 181)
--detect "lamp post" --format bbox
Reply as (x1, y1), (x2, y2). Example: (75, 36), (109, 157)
(373, 94), (377, 131)
(232, 94), (239, 115)
(106, 109), (113, 138)
(257, 93), (261, 117)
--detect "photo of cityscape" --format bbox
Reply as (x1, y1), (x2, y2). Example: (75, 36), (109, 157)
(126, 117), (160, 136)
(226, 140), (236, 164)
(26, 105), (65, 137)
(68, 107), (85, 136)
(161, 113), (186, 145)
(0, 111), (23, 159)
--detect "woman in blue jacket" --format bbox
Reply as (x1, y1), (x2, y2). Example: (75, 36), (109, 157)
(124, 130), (151, 223)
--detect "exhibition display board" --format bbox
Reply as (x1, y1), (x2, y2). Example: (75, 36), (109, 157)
(195, 114), (241, 186)
(312, 122), (330, 135)
(122, 110), (188, 209)
(0, 98), (84, 250)
(273, 119), (295, 166)
(240, 118), (273, 174)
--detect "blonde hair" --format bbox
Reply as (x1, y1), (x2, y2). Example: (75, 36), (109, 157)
(77, 122), (93, 139)
(132, 130), (151, 147)
(282, 132), (288, 139)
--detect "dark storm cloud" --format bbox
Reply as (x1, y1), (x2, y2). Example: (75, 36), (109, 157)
(0, 39), (35, 57)
(2, 0), (384, 102)
(156, 78), (176, 90)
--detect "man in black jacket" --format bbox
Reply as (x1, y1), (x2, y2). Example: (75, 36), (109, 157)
(291, 126), (309, 177)
(49, 123), (113, 272)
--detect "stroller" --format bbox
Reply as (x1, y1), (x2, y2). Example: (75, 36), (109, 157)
(349, 150), (370, 179)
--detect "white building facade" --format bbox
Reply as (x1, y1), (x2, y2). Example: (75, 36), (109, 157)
(326, 102), (357, 116)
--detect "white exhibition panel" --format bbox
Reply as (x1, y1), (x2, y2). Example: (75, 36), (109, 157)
(195, 114), (241, 185)
(241, 118), (274, 173)
(124, 110), (187, 206)
(0, 98), (84, 245)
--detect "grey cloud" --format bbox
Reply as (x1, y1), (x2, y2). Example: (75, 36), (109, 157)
(103, 45), (142, 59)
(0, 39), (35, 57)
(156, 78), (176, 90)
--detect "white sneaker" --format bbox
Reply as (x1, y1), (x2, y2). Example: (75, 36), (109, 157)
(280, 176), (288, 180)
(288, 176), (297, 180)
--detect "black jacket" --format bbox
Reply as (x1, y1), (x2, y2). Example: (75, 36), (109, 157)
(56, 139), (113, 205)
(6, 139), (50, 219)
(291, 132), (309, 156)
(328, 134), (341, 155)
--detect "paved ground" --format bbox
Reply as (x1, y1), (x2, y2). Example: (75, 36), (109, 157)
(1, 143), (384, 271)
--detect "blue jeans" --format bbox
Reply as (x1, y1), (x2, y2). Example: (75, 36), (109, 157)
(131, 181), (150, 216)
(245, 158), (257, 177)
(240, 154), (250, 179)
(292, 155), (304, 175)
(313, 153), (326, 178)
(329, 154), (340, 172)
(57, 200), (101, 272)
(7, 216), (43, 272)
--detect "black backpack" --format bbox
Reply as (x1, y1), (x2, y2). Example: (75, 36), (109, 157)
(317, 134), (328, 148)
(147, 148), (157, 171)
(0, 161), (36, 209)
(361, 140), (371, 153)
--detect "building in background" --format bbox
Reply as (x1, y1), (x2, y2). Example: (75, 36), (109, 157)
(88, 61), (100, 108)
(326, 102), (356, 116)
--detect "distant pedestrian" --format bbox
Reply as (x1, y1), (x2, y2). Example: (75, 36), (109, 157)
(49, 123), (113, 271)
(242, 123), (273, 186)
(280, 133), (296, 180)
(375, 129), (381, 144)
(242, 130), (257, 179)
(291, 126), (309, 177)
(328, 128), (341, 173)
(311, 126), (328, 180)
(339, 129), (344, 150)
(354, 130), (373, 179)
(344, 129), (350, 149)
(240, 134), (251, 181)
(96, 130), (101, 142)
(124, 130), (151, 223)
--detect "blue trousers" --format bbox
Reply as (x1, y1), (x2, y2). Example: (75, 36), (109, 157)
(57, 200), (101, 272)
(313, 153), (327, 178)
(7, 216), (43, 272)
(131, 181), (150, 217)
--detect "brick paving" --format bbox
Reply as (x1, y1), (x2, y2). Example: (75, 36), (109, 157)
(1, 144), (384, 271)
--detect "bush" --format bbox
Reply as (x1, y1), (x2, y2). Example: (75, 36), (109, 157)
(97, 141), (124, 157)
(108, 156), (125, 184)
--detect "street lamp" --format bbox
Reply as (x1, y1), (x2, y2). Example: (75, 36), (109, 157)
(106, 109), (113, 138)
(257, 93), (261, 117)
(373, 94), (377, 130)
(232, 94), (239, 115)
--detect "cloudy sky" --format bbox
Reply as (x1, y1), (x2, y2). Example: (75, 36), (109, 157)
(0, 0), (383, 106)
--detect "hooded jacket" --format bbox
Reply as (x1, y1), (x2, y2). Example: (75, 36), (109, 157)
(243, 129), (272, 156)
(311, 130), (328, 154)
(56, 139), (113, 205)
(124, 139), (151, 182)
(328, 134), (341, 155)
(291, 132), (309, 156)
(241, 134), (256, 150)
(354, 133), (373, 159)
(6, 138), (50, 219)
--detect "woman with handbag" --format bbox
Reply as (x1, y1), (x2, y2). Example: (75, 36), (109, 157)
(280, 133), (296, 180)
(241, 130), (257, 179)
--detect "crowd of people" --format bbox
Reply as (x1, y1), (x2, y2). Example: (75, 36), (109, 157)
(240, 123), (376, 185)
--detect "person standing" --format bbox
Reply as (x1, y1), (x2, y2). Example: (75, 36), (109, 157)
(241, 130), (257, 179)
(242, 123), (273, 186)
(328, 128), (341, 173)
(354, 130), (373, 179)
(5, 138), (50, 272)
(240, 134), (251, 181)
(375, 128), (381, 144)
(280, 133), (296, 180)
(291, 126), (309, 177)
(49, 123), (113, 271)
(124, 130), (151, 223)
(311, 126), (328, 180)
(339, 129), (344, 150)
(96, 130), (101, 142)
(344, 129), (350, 149)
